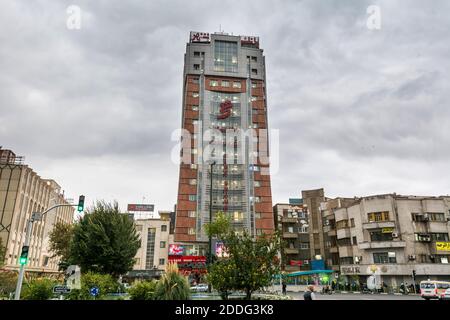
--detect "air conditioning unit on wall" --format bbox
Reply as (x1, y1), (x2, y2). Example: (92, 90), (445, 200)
(392, 232), (399, 238)
(408, 255), (416, 261)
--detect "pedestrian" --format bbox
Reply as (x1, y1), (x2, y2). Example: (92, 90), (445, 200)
(303, 285), (316, 300)
(282, 280), (287, 295)
(331, 281), (336, 292)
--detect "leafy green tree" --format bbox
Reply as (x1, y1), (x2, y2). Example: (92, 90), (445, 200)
(154, 263), (190, 300)
(66, 272), (118, 300)
(21, 278), (56, 300)
(205, 212), (282, 300)
(226, 231), (281, 299)
(70, 201), (140, 277)
(48, 222), (74, 270)
(128, 280), (158, 300)
(206, 259), (236, 300)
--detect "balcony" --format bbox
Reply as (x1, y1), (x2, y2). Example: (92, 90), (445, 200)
(362, 221), (396, 230)
(281, 217), (298, 224)
(338, 245), (353, 257)
(283, 232), (298, 239)
(284, 248), (299, 254)
(329, 246), (338, 254)
(358, 240), (406, 250)
(336, 228), (351, 239)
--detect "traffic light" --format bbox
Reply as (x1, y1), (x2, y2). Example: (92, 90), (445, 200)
(77, 195), (85, 212)
(19, 246), (29, 265)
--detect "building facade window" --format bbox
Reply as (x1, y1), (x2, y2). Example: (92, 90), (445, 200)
(368, 211), (390, 222)
(370, 230), (393, 242)
(428, 212), (446, 221)
(336, 220), (349, 229)
(189, 195), (196, 201)
(192, 105), (199, 111)
(160, 241), (166, 248)
(350, 218), (355, 227)
(192, 92), (199, 98)
(254, 212), (261, 219)
(161, 225), (167, 232)
(214, 40), (238, 72)
(188, 228), (196, 235)
(193, 64), (200, 70)
(145, 228), (156, 269)
(340, 257), (353, 265)
(210, 80), (219, 87)
(159, 258), (165, 265)
(254, 181), (261, 187)
(232, 81), (241, 88)
(251, 82), (257, 88)
(189, 211), (196, 218)
(221, 80), (230, 87)
(189, 179), (197, 185)
(373, 252), (396, 264)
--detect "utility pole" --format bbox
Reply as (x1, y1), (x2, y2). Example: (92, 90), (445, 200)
(207, 161), (215, 293)
(14, 196), (85, 300)
(208, 161), (216, 265)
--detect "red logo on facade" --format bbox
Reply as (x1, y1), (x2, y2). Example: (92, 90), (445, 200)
(217, 100), (232, 119)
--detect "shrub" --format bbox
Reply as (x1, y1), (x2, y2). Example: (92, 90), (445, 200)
(22, 278), (56, 300)
(0, 271), (17, 298)
(128, 280), (157, 300)
(66, 272), (118, 300)
(154, 263), (190, 300)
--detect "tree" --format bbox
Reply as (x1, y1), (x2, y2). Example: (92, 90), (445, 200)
(70, 201), (140, 277)
(21, 278), (56, 300)
(205, 212), (282, 300)
(128, 280), (158, 300)
(206, 259), (236, 300)
(48, 222), (74, 270)
(154, 263), (191, 300)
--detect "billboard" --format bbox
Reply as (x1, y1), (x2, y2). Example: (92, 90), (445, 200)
(127, 204), (154, 212)
(168, 244), (184, 255)
(190, 31), (210, 43)
(215, 242), (229, 258)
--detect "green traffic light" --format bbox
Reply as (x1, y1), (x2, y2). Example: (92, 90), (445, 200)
(19, 257), (27, 265)
(77, 195), (85, 212)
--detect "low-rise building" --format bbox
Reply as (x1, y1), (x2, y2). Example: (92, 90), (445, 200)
(320, 194), (450, 289)
(0, 148), (75, 273)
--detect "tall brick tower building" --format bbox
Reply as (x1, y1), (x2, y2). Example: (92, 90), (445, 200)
(174, 31), (274, 257)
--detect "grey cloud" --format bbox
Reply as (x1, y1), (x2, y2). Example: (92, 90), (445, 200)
(1, 0), (450, 209)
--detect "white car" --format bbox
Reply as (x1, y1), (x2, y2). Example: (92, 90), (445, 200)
(440, 288), (450, 300)
(191, 284), (209, 292)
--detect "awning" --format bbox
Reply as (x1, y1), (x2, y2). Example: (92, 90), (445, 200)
(275, 269), (334, 278)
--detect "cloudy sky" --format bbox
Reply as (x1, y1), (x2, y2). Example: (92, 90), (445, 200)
(1, 0), (449, 213)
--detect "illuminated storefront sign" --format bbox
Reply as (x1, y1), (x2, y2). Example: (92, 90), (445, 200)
(168, 244), (184, 255)
(382, 227), (394, 233)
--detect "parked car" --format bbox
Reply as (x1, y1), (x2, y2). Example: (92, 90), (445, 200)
(191, 284), (209, 292)
(440, 288), (450, 300)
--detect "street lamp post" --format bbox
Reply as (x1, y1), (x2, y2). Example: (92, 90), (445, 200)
(207, 161), (215, 293)
(14, 202), (82, 300)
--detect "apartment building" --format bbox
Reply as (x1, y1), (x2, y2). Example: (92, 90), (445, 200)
(302, 189), (326, 260)
(0, 148), (75, 273)
(274, 200), (311, 272)
(321, 194), (450, 287)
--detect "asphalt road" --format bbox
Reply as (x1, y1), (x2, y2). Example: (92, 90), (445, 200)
(289, 292), (423, 300)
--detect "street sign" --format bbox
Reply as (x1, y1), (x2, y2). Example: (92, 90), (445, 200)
(53, 285), (71, 294)
(90, 286), (99, 297)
